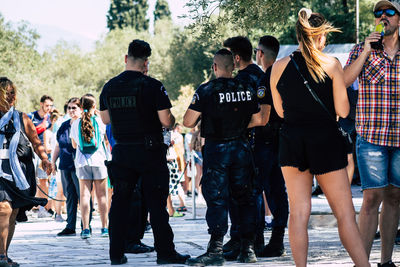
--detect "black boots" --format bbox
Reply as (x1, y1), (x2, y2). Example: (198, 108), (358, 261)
(237, 238), (257, 263)
(254, 233), (265, 256)
(259, 226), (285, 257)
(156, 251), (190, 264)
(187, 235), (225, 266)
(222, 238), (240, 252)
(222, 237), (240, 261)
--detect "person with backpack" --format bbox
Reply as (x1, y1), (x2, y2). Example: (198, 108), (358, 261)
(70, 94), (109, 239)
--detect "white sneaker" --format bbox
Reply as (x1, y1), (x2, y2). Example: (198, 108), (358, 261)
(37, 209), (52, 218)
(54, 214), (64, 222)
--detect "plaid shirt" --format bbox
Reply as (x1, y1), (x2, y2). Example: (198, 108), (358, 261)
(346, 43), (400, 147)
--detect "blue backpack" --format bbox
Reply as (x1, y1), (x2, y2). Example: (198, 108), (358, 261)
(78, 115), (101, 155)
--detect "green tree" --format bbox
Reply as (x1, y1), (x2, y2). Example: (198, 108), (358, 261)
(107, 0), (149, 31)
(185, 0), (379, 44)
(154, 0), (172, 22)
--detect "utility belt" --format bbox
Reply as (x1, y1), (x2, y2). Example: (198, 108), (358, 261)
(115, 133), (164, 150)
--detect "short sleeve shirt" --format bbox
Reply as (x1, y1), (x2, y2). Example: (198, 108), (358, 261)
(27, 110), (52, 143)
(100, 71), (171, 112)
(189, 79), (260, 113)
(256, 67), (283, 124)
(236, 64), (265, 90)
(188, 78), (260, 127)
(56, 120), (75, 171)
(346, 43), (400, 147)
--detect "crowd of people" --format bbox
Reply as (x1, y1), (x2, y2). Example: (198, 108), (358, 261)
(0, 0), (399, 266)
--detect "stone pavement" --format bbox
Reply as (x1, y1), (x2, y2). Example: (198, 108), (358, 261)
(8, 186), (399, 266)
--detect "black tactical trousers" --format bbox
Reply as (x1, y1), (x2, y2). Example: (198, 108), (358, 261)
(108, 144), (175, 260)
(202, 139), (256, 238)
(126, 177), (147, 245)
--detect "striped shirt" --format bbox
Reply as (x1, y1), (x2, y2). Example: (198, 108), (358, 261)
(346, 43), (400, 147)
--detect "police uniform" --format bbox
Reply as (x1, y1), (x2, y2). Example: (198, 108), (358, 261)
(254, 67), (288, 256)
(226, 64), (265, 249)
(100, 70), (175, 261)
(188, 77), (259, 240)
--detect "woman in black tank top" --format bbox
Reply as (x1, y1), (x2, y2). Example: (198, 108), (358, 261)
(269, 9), (370, 267)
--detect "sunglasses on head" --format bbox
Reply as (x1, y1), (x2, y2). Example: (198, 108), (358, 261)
(374, 8), (397, 18)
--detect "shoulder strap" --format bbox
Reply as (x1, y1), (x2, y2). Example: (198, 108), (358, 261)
(289, 54), (337, 123)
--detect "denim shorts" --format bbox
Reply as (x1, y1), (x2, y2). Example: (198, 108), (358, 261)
(356, 136), (400, 190)
(193, 151), (203, 166)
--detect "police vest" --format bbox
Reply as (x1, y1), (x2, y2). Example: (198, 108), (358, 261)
(106, 77), (160, 142)
(201, 79), (255, 140)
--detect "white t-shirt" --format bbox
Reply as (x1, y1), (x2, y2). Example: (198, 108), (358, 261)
(70, 116), (106, 168)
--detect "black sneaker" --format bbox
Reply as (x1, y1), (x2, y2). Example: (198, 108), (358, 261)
(111, 255), (127, 265)
(377, 261), (397, 267)
(57, 228), (76, 236)
(156, 252), (190, 264)
(125, 242), (155, 254)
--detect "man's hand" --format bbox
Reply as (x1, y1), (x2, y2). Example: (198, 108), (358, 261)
(364, 31), (382, 54)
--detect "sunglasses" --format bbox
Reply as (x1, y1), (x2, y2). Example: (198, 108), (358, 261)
(374, 8), (397, 18)
(254, 48), (264, 54)
(67, 106), (78, 110)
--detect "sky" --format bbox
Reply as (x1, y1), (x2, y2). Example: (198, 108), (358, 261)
(0, 0), (190, 52)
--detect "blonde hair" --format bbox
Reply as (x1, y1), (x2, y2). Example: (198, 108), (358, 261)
(296, 8), (341, 82)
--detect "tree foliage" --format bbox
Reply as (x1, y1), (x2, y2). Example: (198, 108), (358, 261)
(185, 0), (379, 44)
(0, 0), (381, 121)
(154, 0), (172, 22)
(107, 0), (149, 31)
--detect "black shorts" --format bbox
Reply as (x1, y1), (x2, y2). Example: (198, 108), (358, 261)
(278, 124), (348, 175)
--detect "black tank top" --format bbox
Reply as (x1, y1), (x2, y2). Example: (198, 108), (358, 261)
(277, 51), (336, 127)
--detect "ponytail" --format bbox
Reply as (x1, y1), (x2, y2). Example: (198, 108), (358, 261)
(296, 8), (341, 82)
(80, 94), (96, 143)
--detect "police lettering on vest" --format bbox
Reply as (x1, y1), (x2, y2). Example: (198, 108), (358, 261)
(189, 78), (259, 141)
(218, 91), (252, 103)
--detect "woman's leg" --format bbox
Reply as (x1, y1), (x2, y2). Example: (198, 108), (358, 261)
(281, 167), (313, 267)
(108, 187), (113, 214)
(346, 153), (355, 184)
(195, 163), (202, 194)
(93, 178), (108, 229)
(55, 177), (66, 216)
(0, 201), (12, 255)
(317, 168), (370, 267)
(6, 208), (18, 253)
(79, 179), (93, 230)
(167, 195), (174, 216)
(38, 178), (50, 210)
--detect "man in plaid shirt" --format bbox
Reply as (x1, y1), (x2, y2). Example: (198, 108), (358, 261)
(344, 1), (400, 266)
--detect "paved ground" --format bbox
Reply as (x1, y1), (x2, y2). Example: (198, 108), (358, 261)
(8, 186), (400, 266)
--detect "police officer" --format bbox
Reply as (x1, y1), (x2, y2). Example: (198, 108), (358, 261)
(99, 39), (190, 265)
(184, 49), (264, 266)
(222, 36), (267, 259)
(254, 36), (288, 257)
